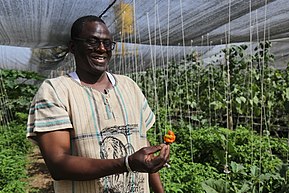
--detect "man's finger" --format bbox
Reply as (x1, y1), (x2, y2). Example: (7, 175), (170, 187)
(143, 145), (162, 155)
(150, 145), (169, 165)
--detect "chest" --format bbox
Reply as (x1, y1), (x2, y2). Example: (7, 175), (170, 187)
(67, 86), (141, 130)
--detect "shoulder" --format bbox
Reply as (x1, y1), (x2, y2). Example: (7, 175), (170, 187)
(35, 75), (73, 98)
(112, 74), (146, 97)
(39, 75), (72, 90)
(43, 75), (70, 85)
(113, 74), (138, 86)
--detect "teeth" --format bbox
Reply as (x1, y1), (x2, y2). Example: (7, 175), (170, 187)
(94, 56), (105, 60)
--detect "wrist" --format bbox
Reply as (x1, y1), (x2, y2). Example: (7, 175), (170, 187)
(124, 155), (133, 172)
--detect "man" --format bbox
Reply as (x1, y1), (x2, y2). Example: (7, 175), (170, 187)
(27, 15), (170, 193)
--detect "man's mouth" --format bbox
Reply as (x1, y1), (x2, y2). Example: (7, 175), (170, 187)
(91, 55), (107, 63)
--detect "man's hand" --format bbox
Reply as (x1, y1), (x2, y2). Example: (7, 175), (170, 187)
(128, 144), (170, 173)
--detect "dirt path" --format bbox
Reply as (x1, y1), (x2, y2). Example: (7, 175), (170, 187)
(27, 145), (54, 193)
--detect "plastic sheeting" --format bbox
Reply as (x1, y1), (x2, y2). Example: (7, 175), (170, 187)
(0, 46), (37, 71)
(0, 0), (288, 72)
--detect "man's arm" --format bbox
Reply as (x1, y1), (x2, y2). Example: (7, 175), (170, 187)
(37, 129), (170, 181)
(147, 140), (168, 193)
(149, 172), (165, 193)
(37, 129), (126, 180)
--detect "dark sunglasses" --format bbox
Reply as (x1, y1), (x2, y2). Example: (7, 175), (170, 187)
(73, 37), (116, 51)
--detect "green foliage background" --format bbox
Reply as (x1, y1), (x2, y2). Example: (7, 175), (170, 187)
(0, 69), (43, 193)
(138, 42), (289, 192)
(0, 41), (289, 192)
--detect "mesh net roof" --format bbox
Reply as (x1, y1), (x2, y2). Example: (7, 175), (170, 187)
(0, 0), (288, 74)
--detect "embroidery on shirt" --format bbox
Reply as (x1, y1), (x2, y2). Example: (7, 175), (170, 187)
(99, 124), (145, 193)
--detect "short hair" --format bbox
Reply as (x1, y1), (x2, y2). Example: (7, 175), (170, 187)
(71, 15), (105, 39)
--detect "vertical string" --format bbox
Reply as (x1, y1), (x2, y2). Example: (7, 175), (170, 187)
(133, 0), (138, 83)
(207, 33), (212, 127)
(224, 1), (232, 192)
(156, 2), (167, 144)
(199, 35), (204, 128)
(249, 0), (255, 169)
(259, 1), (269, 191)
(146, 12), (159, 137)
(0, 69), (12, 147)
(0, 70), (13, 124)
(179, 0), (192, 162)
(165, 0), (172, 137)
(255, 9), (262, 193)
(153, 1), (159, 141)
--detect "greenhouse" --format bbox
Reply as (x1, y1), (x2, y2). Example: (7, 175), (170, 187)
(0, 0), (289, 192)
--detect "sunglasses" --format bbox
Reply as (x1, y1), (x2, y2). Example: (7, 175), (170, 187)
(73, 37), (116, 51)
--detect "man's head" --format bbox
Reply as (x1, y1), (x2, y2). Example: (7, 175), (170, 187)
(71, 15), (105, 40)
(69, 15), (115, 78)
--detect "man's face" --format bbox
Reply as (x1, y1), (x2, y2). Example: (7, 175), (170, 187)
(72, 21), (114, 75)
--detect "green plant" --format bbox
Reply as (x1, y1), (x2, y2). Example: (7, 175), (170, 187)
(0, 123), (31, 192)
(147, 125), (289, 193)
(202, 161), (289, 193)
(135, 41), (289, 133)
(0, 68), (41, 192)
(0, 69), (43, 123)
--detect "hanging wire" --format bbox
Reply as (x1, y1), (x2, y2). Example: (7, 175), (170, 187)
(43, 0), (118, 64)
(153, 2), (159, 142)
(224, 1), (232, 192)
(165, 0), (172, 144)
(249, 0), (255, 171)
(155, 2), (166, 143)
(207, 33), (212, 127)
(258, 1), (269, 191)
(0, 68), (14, 148)
(178, 0), (193, 162)
(133, 0), (138, 83)
(254, 8), (263, 193)
(190, 39), (195, 162)
(199, 35), (204, 128)
(99, 0), (117, 19)
(146, 12), (159, 134)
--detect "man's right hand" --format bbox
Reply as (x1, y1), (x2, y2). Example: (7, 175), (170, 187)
(128, 144), (170, 173)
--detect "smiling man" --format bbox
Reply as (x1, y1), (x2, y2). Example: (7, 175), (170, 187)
(26, 15), (170, 193)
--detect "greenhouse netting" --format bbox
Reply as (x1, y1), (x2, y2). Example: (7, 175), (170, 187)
(0, 0), (288, 73)
(1, 0), (289, 193)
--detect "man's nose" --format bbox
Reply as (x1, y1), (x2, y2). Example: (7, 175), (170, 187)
(95, 41), (107, 52)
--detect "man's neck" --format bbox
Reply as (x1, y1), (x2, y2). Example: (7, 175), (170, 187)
(75, 70), (112, 92)
(76, 70), (106, 84)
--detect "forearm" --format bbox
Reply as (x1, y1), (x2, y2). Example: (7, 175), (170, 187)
(37, 130), (127, 181)
(45, 154), (127, 181)
(149, 172), (164, 193)
(37, 130), (169, 182)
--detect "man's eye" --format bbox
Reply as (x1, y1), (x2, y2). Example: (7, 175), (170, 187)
(103, 40), (111, 46)
(87, 39), (98, 44)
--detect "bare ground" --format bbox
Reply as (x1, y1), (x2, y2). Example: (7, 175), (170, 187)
(26, 145), (54, 193)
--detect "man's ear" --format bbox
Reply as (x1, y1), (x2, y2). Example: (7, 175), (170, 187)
(68, 40), (75, 54)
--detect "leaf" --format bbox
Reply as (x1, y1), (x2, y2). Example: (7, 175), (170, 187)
(250, 165), (259, 177)
(236, 97), (242, 104)
(202, 179), (226, 193)
(259, 173), (271, 181)
(210, 101), (225, 110)
(285, 88), (289, 100)
(230, 161), (244, 173)
(253, 96), (259, 105)
(237, 183), (250, 193)
(240, 96), (246, 103)
(201, 183), (219, 193)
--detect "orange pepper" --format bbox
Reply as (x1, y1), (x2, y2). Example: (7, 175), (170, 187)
(164, 130), (176, 144)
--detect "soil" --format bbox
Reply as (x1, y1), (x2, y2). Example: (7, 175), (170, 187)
(27, 145), (54, 193)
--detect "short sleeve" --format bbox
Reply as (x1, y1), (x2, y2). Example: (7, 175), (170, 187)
(26, 80), (72, 143)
